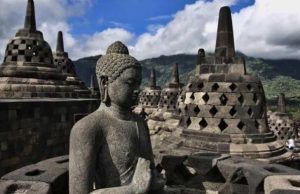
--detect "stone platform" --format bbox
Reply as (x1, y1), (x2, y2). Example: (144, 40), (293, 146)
(2, 154), (300, 194)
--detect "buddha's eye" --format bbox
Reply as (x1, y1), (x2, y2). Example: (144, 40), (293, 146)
(126, 79), (135, 85)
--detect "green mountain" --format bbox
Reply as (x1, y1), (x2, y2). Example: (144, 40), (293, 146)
(73, 55), (101, 87)
(74, 53), (300, 118)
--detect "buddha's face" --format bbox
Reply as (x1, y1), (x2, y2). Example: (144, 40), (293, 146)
(108, 67), (142, 109)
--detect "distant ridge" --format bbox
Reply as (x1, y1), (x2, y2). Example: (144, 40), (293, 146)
(73, 53), (300, 101)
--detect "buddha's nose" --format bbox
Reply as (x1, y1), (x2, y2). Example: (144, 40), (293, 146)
(132, 89), (140, 103)
(133, 89), (140, 97)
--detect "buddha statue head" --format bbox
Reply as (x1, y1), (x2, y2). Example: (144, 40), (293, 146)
(96, 41), (142, 109)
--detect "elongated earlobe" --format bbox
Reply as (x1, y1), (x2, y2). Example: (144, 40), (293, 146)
(100, 75), (109, 103)
(103, 82), (108, 103)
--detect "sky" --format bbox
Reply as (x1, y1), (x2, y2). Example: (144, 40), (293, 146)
(0, 0), (300, 61)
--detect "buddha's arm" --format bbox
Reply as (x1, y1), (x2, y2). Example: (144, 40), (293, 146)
(90, 158), (152, 194)
(143, 122), (156, 168)
(89, 185), (133, 194)
(143, 121), (166, 191)
(69, 122), (98, 194)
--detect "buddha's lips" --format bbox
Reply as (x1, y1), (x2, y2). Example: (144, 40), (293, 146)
(131, 94), (138, 100)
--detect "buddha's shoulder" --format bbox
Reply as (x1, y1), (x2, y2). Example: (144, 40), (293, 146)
(132, 113), (146, 123)
(70, 110), (107, 138)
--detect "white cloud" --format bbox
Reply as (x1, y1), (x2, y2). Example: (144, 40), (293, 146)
(1, 0), (300, 62)
(130, 0), (236, 59)
(148, 15), (173, 21)
(233, 0), (300, 59)
(72, 28), (135, 59)
(0, 0), (26, 61)
(0, 0), (136, 61)
(108, 21), (133, 30)
(0, 0), (91, 61)
(130, 0), (300, 60)
(146, 24), (164, 33)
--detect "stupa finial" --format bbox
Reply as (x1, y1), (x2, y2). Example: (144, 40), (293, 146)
(24, 0), (36, 31)
(215, 6), (235, 59)
(149, 68), (157, 87)
(56, 31), (64, 52)
(171, 63), (179, 84)
(277, 93), (286, 113)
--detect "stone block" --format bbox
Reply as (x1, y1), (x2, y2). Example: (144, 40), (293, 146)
(215, 64), (229, 74)
(1, 156), (69, 194)
(218, 182), (249, 194)
(164, 187), (206, 194)
(184, 153), (230, 175)
(1, 142), (8, 151)
(160, 155), (195, 186)
(8, 110), (17, 121)
(225, 73), (241, 82)
(208, 74), (225, 82)
(0, 180), (52, 194)
(242, 75), (260, 83)
(217, 156), (300, 194)
(228, 63), (245, 74)
(200, 65), (210, 74)
(0, 157), (20, 168)
(264, 175), (300, 194)
(161, 155), (187, 170)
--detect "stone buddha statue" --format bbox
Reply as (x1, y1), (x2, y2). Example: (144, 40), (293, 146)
(69, 41), (164, 194)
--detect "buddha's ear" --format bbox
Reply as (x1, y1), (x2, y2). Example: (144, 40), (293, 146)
(99, 75), (109, 103)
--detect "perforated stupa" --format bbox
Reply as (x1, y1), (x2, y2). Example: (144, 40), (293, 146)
(165, 6), (290, 162)
(0, 0), (75, 98)
(53, 31), (91, 98)
(135, 68), (161, 115)
(268, 93), (296, 141)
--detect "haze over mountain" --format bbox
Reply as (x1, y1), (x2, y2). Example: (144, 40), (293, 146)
(74, 52), (300, 117)
(74, 53), (300, 99)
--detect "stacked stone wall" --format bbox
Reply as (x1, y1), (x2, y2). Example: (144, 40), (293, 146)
(0, 99), (99, 176)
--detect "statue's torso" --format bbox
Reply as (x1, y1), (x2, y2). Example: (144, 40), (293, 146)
(95, 112), (152, 188)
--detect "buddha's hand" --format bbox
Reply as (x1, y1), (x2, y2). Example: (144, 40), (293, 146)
(130, 157), (152, 194)
(150, 170), (166, 192)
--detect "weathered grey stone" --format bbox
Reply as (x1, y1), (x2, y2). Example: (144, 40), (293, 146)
(160, 155), (194, 186)
(217, 157), (300, 194)
(215, 6), (235, 62)
(264, 175), (300, 194)
(0, 0), (76, 98)
(52, 31), (92, 98)
(147, 63), (183, 132)
(153, 6), (290, 163)
(0, 180), (52, 194)
(89, 74), (100, 98)
(218, 182), (249, 194)
(164, 187), (206, 194)
(184, 153), (230, 176)
(134, 67), (162, 116)
(228, 63), (246, 75)
(277, 93), (286, 113)
(268, 94), (297, 141)
(0, 98), (99, 177)
(69, 41), (165, 194)
(1, 156), (69, 194)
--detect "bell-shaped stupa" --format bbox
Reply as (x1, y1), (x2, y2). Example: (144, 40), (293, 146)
(53, 31), (91, 98)
(134, 68), (161, 115)
(0, 0), (75, 98)
(268, 93), (296, 141)
(168, 6), (290, 162)
(89, 74), (100, 98)
(157, 63), (183, 112)
(148, 63), (183, 131)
